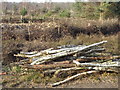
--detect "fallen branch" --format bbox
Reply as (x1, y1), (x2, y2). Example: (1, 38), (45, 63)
(44, 67), (85, 74)
(51, 70), (97, 87)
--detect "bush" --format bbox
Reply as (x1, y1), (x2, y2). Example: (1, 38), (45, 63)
(59, 10), (71, 18)
(45, 11), (53, 17)
(20, 8), (27, 16)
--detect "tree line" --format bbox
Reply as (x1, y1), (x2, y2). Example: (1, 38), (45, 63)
(2, 2), (120, 20)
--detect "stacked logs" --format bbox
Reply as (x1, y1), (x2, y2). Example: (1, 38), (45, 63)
(14, 41), (120, 87)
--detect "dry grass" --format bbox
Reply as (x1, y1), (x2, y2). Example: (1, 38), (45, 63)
(2, 66), (119, 88)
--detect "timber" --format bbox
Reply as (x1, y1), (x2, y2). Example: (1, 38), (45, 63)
(30, 41), (107, 65)
(13, 40), (120, 87)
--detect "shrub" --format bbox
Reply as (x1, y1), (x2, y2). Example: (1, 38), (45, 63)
(20, 8), (27, 16)
(45, 11), (53, 17)
(59, 10), (71, 18)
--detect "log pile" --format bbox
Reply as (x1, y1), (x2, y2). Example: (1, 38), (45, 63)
(14, 41), (120, 87)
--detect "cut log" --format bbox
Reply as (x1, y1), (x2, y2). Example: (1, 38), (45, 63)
(14, 48), (54, 58)
(31, 41), (107, 65)
(53, 61), (70, 64)
(14, 45), (84, 58)
(73, 60), (119, 67)
(51, 70), (97, 87)
(76, 55), (120, 62)
(20, 51), (38, 55)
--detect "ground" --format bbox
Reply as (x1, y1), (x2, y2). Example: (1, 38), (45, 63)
(1, 18), (120, 89)
(2, 70), (119, 88)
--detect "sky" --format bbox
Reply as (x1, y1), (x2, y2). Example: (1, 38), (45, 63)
(1, 0), (77, 2)
(1, 0), (119, 2)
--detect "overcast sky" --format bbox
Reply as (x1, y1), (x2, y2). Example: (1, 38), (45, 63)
(1, 0), (119, 2)
(1, 0), (77, 2)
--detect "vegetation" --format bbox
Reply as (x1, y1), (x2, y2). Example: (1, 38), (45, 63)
(59, 10), (71, 18)
(108, 2), (120, 19)
(45, 11), (53, 17)
(20, 8), (28, 23)
(2, 64), (118, 88)
(20, 8), (27, 16)
(1, 1), (120, 88)
(2, 2), (120, 20)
